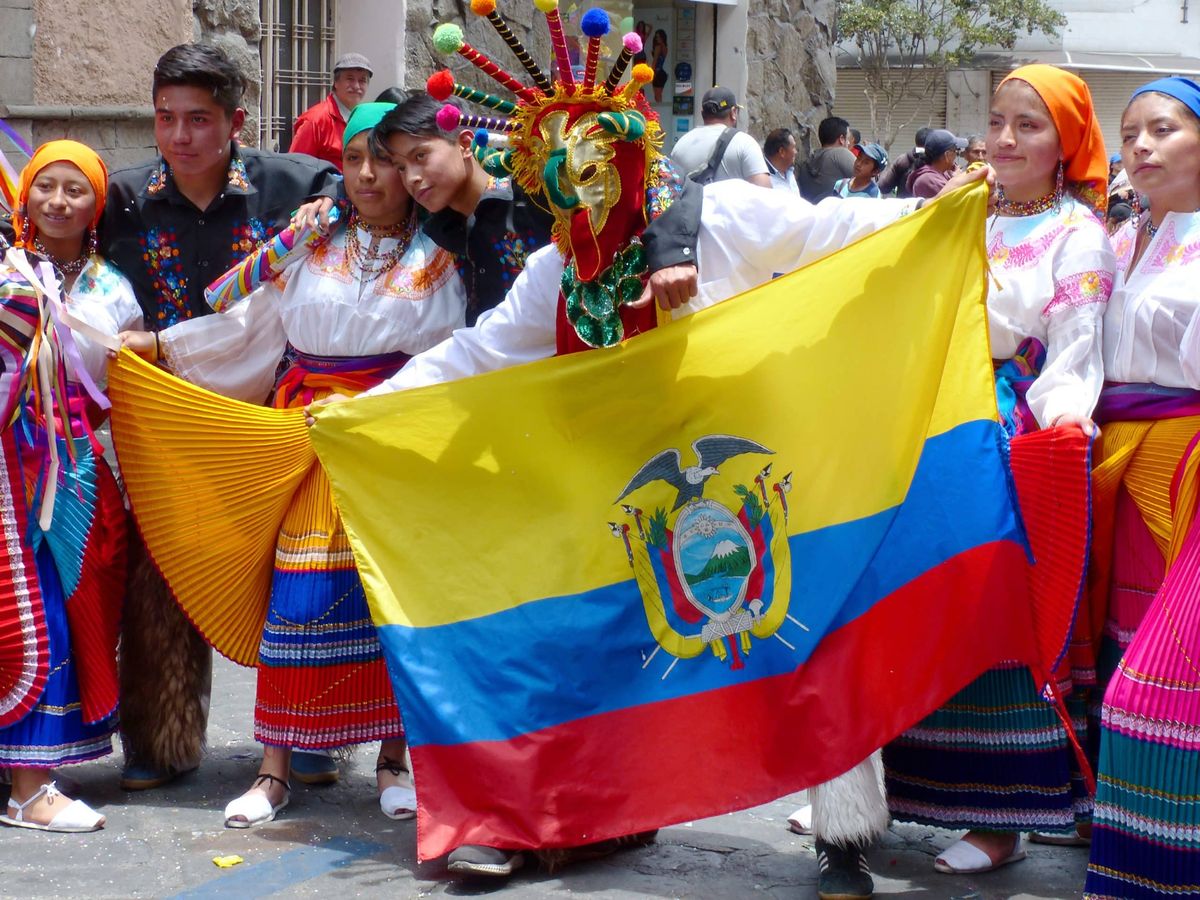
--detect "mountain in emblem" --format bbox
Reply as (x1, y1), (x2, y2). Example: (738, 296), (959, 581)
(685, 542), (752, 585)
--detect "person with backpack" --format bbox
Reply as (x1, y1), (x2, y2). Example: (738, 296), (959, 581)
(670, 87), (771, 187)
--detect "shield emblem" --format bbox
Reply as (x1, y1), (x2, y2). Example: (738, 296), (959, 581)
(671, 499), (756, 621)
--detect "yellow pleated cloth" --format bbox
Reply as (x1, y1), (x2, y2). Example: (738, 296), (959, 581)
(107, 350), (315, 665)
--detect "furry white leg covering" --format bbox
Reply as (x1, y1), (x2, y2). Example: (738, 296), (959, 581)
(809, 750), (889, 848)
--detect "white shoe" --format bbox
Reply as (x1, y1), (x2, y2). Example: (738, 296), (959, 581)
(224, 773), (290, 829)
(380, 783), (417, 820)
(376, 753), (416, 820)
(787, 805), (812, 834)
(0, 781), (105, 833)
(934, 835), (1026, 874)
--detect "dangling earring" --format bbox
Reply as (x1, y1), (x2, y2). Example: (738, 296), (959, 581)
(85, 227), (99, 258)
(1053, 159), (1064, 210)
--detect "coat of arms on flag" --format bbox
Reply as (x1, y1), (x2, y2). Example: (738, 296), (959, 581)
(612, 435), (802, 673)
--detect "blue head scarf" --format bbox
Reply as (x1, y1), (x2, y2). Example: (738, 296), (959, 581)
(1129, 77), (1200, 122)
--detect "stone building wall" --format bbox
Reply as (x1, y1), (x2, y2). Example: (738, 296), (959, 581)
(193, 0), (263, 146)
(746, 0), (837, 155)
(2, 0), (190, 170)
(403, 0), (555, 104)
(401, 0), (836, 154)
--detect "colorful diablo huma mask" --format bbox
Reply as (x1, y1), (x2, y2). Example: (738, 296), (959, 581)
(429, 0), (682, 348)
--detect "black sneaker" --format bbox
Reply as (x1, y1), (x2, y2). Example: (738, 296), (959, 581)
(815, 838), (874, 900)
(446, 844), (526, 878)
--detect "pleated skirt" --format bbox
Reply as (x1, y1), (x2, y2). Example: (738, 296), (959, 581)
(0, 542), (116, 767)
(252, 398), (402, 750)
(1085, 521), (1200, 898)
(884, 664), (1089, 833)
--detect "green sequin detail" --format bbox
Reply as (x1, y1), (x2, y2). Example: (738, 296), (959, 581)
(561, 241), (650, 348)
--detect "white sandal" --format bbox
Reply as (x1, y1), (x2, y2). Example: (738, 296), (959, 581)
(376, 755), (416, 820)
(223, 773), (290, 829)
(787, 805), (812, 834)
(934, 835), (1026, 874)
(0, 781), (105, 833)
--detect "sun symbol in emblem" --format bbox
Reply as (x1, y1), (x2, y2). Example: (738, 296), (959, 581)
(693, 515), (719, 538)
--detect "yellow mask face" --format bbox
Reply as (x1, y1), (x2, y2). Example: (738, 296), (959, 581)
(539, 109), (622, 235)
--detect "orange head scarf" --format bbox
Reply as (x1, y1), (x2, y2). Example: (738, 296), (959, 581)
(997, 64), (1108, 217)
(13, 139), (109, 251)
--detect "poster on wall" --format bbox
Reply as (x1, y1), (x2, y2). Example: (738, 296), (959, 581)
(631, 8), (674, 138)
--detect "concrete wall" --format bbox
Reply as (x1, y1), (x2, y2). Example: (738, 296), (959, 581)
(1, 0), (189, 170)
(1013, 0), (1200, 56)
(339, 0), (409, 94)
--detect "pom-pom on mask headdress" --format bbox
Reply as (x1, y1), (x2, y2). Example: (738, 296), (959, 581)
(428, 0), (670, 347)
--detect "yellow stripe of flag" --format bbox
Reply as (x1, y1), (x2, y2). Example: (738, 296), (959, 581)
(311, 183), (995, 629)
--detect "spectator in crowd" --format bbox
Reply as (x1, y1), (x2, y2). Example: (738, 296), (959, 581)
(877, 126), (930, 197)
(796, 116), (855, 201)
(375, 87), (408, 104)
(850, 128), (862, 148)
(288, 53), (373, 169)
(964, 134), (987, 164)
(763, 128), (800, 196)
(834, 142), (887, 198)
(670, 87), (770, 187)
(906, 128), (966, 198)
(1108, 151), (1123, 183)
(1105, 198), (1133, 235)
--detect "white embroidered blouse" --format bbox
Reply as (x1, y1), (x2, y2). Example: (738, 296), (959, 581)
(1105, 212), (1200, 388)
(161, 221), (467, 403)
(985, 198), (1115, 426)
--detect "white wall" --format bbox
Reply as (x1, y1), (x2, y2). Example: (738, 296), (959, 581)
(692, 0), (749, 118)
(337, 0), (408, 93)
(1012, 0), (1200, 56)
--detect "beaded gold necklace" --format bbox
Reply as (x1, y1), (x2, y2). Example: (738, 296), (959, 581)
(345, 210), (417, 284)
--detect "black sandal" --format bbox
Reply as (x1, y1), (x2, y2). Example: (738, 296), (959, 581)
(252, 772), (291, 791)
(375, 757), (408, 778)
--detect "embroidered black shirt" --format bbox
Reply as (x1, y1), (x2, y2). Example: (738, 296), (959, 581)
(101, 144), (340, 329)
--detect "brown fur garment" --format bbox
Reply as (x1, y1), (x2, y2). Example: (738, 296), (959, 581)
(118, 531), (212, 771)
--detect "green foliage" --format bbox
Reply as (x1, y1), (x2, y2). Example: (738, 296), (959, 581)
(732, 484), (764, 529)
(837, 0), (1066, 149)
(647, 508), (669, 549)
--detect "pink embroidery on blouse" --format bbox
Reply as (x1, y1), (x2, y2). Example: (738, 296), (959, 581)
(1112, 223), (1136, 271)
(1141, 219), (1200, 273)
(1043, 270), (1113, 316)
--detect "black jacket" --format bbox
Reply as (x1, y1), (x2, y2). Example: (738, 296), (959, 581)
(101, 144), (340, 328)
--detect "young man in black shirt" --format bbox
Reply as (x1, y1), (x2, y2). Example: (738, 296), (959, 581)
(370, 94), (701, 325)
(101, 43), (340, 791)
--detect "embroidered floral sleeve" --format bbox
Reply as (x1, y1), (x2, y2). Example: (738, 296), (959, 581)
(1043, 269), (1114, 316)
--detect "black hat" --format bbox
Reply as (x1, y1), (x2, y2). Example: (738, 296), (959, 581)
(701, 86), (739, 116)
(923, 129), (967, 159)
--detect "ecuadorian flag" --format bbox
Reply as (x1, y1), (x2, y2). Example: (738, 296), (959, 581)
(310, 184), (1077, 859)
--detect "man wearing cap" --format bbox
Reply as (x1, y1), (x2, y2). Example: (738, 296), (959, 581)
(289, 52), (374, 169)
(796, 116), (856, 202)
(878, 127), (929, 198)
(906, 128), (966, 199)
(670, 86), (771, 187)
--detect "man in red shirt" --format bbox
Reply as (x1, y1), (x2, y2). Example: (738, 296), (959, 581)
(288, 53), (373, 169)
